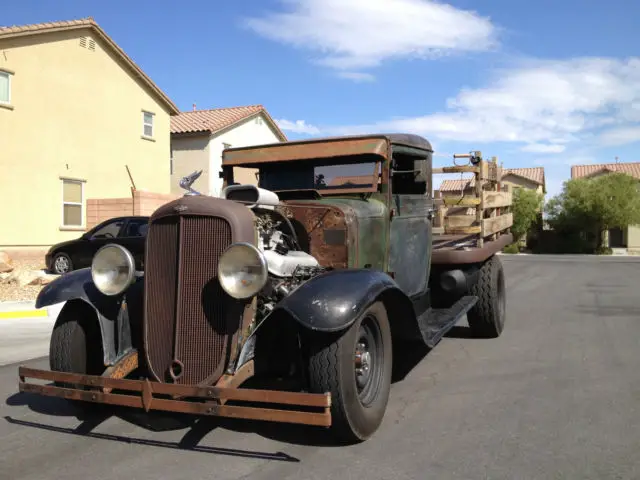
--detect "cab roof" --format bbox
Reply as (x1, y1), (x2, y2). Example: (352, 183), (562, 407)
(221, 133), (433, 167)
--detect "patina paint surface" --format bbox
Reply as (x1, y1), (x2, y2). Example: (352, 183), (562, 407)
(388, 194), (432, 298)
(278, 196), (388, 271)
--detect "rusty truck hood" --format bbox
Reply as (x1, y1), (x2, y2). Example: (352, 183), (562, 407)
(277, 197), (388, 270)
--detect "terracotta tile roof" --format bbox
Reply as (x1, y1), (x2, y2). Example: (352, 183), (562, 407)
(503, 167), (545, 186)
(571, 162), (640, 180)
(170, 105), (287, 140)
(438, 166), (545, 193)
(438, 177), (475, 192)
(0, 17), (179, 114)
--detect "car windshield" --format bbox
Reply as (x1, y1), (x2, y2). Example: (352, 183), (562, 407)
(256, 159), (379, 194)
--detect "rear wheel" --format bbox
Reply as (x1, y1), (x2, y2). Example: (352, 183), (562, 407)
(467, 255), (506, 338)
(49, 301), (105, 412)
(306, 301), (392, 443)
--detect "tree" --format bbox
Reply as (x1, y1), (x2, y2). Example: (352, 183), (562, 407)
(546, 172), (640, 250)
(510, 187), (544, 243)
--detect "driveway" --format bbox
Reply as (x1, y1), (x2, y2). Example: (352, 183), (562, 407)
(1, 255), (639, 479)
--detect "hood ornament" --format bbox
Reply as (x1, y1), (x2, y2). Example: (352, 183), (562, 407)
(179, 170), (203, 196)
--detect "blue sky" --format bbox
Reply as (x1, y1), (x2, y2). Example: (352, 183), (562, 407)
(4, 0), (640, 197)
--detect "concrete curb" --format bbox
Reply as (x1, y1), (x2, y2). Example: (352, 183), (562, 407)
(0, 300), (65, 320)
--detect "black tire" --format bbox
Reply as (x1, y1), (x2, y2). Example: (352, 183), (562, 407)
(306, 301), (393, 443)
(49, 301), (105, 411)
(51, 252), (73, 275)
(467, 255), (506, 338)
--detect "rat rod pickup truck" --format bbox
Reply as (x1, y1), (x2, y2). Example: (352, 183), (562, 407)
(18, 133), (513, 443)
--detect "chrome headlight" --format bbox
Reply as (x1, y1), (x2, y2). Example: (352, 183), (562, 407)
(218, 242), (268, 299)
(91, 244), (136, 296)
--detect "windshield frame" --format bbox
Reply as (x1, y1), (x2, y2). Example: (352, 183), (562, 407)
(223, 154), (382, 196)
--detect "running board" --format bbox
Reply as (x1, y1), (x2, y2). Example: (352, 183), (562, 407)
(418, 295), (478, 348)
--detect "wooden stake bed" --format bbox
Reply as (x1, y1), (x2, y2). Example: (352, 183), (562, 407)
(432, 151), (513, 264)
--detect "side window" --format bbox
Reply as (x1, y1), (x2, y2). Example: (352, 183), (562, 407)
(122, 218), (149, 237)
(91, 219), (124, 239)
(142, 111), (154, 138)
(62, 179), (85, 227)
(391, 153), (430, 195)
(0, 70), (11, 105)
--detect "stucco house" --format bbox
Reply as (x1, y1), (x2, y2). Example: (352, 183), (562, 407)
(170, 105), (287, 197)
(437, 167), (546, 197)
(571, 162), (640, 253)
(0, 18), (179, 252)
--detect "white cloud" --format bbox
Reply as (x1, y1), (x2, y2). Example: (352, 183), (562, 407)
(306, 57), (640, 150)
(276, 119), (321, 135)
(521, 143), (566, 153)
(598, 126), (640, 146)
(245, 0), (498, 79)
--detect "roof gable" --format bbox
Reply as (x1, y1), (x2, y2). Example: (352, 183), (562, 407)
(0, 17), (179, 114)
(571, 162), (640, 180)
(170, 105), (287, 141)
(502, 167), (545, 186)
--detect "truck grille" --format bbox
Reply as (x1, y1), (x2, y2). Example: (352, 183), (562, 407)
(143, 215), (233, 385)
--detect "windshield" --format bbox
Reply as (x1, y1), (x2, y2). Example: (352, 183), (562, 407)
(256, 159), (379, 194)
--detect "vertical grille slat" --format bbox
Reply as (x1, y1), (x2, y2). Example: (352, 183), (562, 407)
(176, 217), (232, 384)
(144, 217), (178, 380)
(144, 214), (234, 385)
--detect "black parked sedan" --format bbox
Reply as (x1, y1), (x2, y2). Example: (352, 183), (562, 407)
(45, 216), (149, 275)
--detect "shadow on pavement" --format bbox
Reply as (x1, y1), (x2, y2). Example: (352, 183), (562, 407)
(4, 332), (442, 453)
(4, 414), (299, 461)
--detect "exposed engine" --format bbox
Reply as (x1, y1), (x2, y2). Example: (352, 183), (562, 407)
(221, 183), (328, 322)
(253, 207), (326, 320)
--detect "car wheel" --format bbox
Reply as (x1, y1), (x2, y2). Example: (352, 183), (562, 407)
(52, 252), (73, 275)
(306, 301), (393, 443)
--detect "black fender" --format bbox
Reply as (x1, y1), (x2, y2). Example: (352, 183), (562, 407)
(232, 269), (423, 373)
(36, 268), (143, 366)
(274, 268), (419, 334)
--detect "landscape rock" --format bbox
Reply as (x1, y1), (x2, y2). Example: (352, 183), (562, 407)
(0, 269), (58, 287)
(28, 273), (59, 286)
(0, 251), (13, 273)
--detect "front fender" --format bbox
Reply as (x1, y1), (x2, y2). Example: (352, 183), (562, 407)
(36, 268), (143, 365)
(274, 268), (409, 332)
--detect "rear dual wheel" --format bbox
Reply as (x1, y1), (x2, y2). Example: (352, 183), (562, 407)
(467, 255), (506, 338)
(306, 301), (392, 443)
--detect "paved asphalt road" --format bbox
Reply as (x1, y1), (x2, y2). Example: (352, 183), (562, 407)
(1, 255), (639, 479)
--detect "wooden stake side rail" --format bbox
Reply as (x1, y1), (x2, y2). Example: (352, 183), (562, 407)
(433, 153), (513, 247)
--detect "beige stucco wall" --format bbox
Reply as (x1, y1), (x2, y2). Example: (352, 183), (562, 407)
(0, 28), (173, 248)
(170, 135), (210, 195)
(501, 175), (544, 195)
(627, 225), (640, 253)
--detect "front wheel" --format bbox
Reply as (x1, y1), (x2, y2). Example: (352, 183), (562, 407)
(306, 301), (393, 443)
(49, 300), (105, 413)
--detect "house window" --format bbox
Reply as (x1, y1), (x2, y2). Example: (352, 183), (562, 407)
(142, 111), (154, 137)
(62, 179), (84, 227)
(0, 71), (11, 104)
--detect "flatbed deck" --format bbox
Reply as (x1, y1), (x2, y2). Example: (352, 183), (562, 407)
(431, 231), (512, 264)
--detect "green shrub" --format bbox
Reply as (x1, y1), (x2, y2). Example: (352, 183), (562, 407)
(502, 243), (520, 254)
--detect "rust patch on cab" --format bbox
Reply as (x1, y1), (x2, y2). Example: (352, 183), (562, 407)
(278, 203), (349, 269)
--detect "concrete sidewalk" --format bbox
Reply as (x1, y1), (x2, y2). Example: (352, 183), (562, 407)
(0, 301), (65, 365)
(0, 300), (65, 320)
